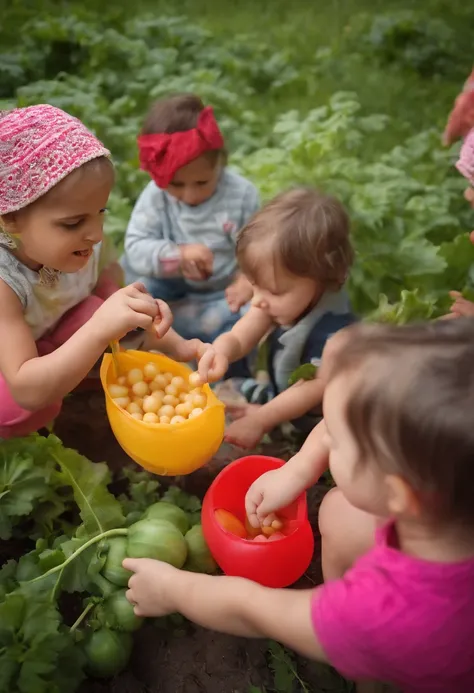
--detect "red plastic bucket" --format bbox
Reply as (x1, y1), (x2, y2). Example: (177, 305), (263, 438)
(202, 455), (314, 588)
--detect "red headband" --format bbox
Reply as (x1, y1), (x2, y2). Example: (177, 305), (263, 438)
(137, 106), (224, 189)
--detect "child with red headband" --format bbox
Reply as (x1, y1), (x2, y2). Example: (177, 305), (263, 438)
(0, 104), (220, 438)
(123, 94), (259, 357)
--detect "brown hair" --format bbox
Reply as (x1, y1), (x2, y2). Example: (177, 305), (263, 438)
(329, 318), (474, 527)
(142, 93), (226, 165)
(236, 187), (354, 290)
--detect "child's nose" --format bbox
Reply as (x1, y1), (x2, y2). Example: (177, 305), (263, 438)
(182, 189), (201, 206)
(85, 224), (103, 244)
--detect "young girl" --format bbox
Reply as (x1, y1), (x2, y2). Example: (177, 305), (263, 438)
(448, 128), (474, 317)
(124, 318), (474, 693)
(0, 104), (217, 438)
(207, 187), (356, 449)
(122, 93), (259, 353)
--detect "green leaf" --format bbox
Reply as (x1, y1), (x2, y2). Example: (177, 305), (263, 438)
(0, 436), (59, 540)
(52, 446), (125, 536)
(288, 363), (318, 386)
(0, 590), (85, 693)
(161, 486), (202, 525)
(118, 465), (160, 517)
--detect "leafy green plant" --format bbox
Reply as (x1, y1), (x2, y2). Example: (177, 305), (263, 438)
(361, 11), (458, 77)
(267, 641), (309, 693)
(0, 433), (218, 690)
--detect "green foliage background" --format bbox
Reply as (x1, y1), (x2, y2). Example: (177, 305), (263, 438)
(1, 0), (473, 321)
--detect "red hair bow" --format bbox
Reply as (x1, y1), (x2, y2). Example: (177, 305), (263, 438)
(137, 106), (224, 189)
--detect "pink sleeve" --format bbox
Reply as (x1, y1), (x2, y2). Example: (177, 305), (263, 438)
(311, 563), (392, 681)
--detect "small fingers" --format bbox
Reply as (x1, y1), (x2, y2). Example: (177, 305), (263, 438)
(196, 348), (215, 383)
(154, 299), (173, 337)
(207, 354), (228, 382)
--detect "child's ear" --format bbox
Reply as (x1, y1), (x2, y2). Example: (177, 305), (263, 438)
(385, 474), (422, 518)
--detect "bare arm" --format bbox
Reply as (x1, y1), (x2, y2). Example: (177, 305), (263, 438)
(0, 281), (108, 410)
(243, 418), (330, 523)
(174, 574), (326, 661)
(213, 306), (273, 363)
(126, 560), (328, 662)
(254, 377), (325, 433)
(283, 418), (330, 487)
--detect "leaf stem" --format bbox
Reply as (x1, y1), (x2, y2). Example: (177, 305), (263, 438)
(70, 601), (95, 633)
(25, 528), (128, 585)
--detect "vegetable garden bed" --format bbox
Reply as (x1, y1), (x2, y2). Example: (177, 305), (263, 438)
(3, 389), (356, 693)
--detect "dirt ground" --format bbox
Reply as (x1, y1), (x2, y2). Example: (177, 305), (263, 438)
(53, 390), (361, 693)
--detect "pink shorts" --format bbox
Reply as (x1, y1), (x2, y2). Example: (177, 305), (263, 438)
(0, 295), (104, 439)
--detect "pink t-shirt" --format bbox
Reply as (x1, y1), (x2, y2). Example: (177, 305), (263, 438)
(312, 522), (474, 692)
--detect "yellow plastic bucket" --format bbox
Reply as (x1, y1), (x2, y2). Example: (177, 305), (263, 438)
(100, 350), (225, 476)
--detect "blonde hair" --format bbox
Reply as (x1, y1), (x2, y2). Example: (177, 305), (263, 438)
(236, 187), (353, 290)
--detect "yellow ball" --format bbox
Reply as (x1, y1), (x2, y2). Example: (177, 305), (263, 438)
(143, 362), (159, 380)
(109, 384), (129, 399)
(112, 396), (130, 409)
(163, 394), (179, 407)
(126, 402), (143, 415)
(128, 368), (144, 386)
(143, 412), (159, 424)
(171, 376), (186, 392)
(153, 374), (168, 390)
(189, 372), (203, 388)
(142, 396), (160, 414)
(132, 381), (149, 398)
(175, 401), (193, 418)
(158, 404), (175, 419)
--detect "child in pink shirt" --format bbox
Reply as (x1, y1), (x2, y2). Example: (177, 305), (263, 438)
(122, 317), (474, 692)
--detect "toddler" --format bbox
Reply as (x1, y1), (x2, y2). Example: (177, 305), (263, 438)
(124, 318), (474, 693)
(123, 93), (259, 356)
(210, 187), (356, 449)
(0, 105), (216, 438)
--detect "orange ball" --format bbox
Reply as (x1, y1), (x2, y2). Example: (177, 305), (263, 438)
(214, 509), (247, 538)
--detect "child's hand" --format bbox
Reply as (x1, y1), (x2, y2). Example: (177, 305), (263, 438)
(91, 282), (168, 343)
(225, 275), (253, 313)
(225, 415), (265, 449)
(180, 244), (214, 281)
(449, 291), (474, 318)
(245, 467), (300, 528)
(152, 299), (174, 338)
(173, 339), (228, 383)
(123, 558), (180, 617)
(225, 402), (261, 420)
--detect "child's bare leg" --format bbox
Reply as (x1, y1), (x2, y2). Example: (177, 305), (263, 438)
(318, 487), (378, 581)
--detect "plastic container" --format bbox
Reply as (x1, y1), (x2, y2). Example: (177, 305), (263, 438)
(100, 350), (225, 476)
(202, 455), (314, 588)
